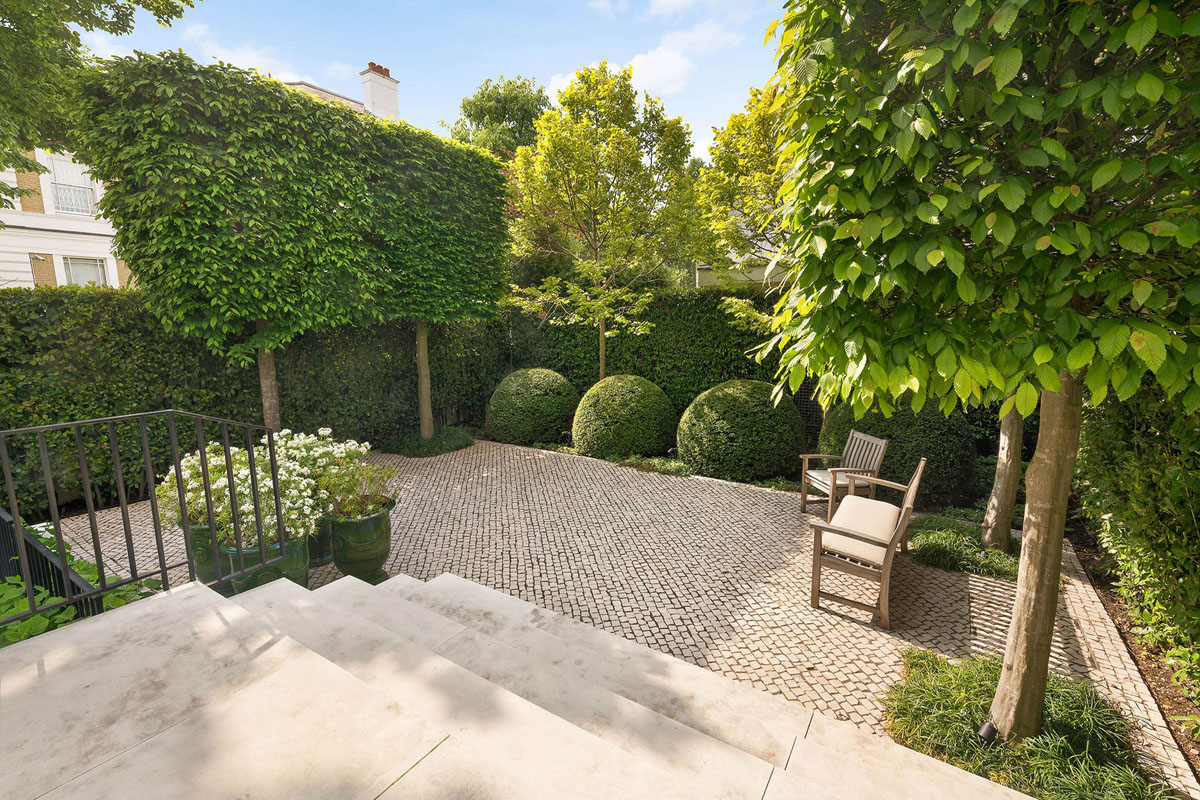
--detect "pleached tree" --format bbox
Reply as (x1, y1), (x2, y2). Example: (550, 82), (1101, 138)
(767, 0), (1200, 741)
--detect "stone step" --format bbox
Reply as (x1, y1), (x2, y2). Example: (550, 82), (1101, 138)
(314, 575), (782, 799)
(233, 578), (715, 798)
(41, 644), (449, 799)
(0, 582), (318, 798)
(387, 572), (1029, 800)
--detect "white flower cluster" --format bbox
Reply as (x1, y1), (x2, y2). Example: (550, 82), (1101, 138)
(155, 428), (381, 549)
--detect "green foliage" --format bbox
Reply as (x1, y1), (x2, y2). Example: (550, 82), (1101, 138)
(486, 368), (580, 446)
(696, 86), (788, 277)
(1, 527), (160, 647)
(818, 404), (975, 508)
(884, 649), (1173, 800)
(966, 404), (1039, 458)
(0, 0), (190, 212)
(446, 75), (550, 159)
(572, 375), (677, 459)
(0, 287), (512, 517)
(528, 288), (797, 413)
(1077, 383), (1200, 706)
(677, 379), (805, 481)
(908, 514), (1020, 580)
(396, 427), (475, 458)
(508, 63), (702, 374)
(72, 51), (507, 365)
(767, 0), (1200, 419)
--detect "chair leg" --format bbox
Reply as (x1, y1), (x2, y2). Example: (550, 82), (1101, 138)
(878, 566), (892, 630)
(825, 487), (838, 522)
(811, 532), (822, 609)
(800, 481), (808, 513)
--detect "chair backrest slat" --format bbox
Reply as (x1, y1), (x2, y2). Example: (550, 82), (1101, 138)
(890, 458), (927, 548)
(843, 430), (888, 473)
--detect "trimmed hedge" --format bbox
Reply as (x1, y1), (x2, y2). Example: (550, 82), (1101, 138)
(1077, 385), (1200, 704)
(818, 404), (975, 509)
(486, 368), (579, 446)
(0, 287), (511, 516)
(572, 375), (676, 459)
(677, 380), (805, 481)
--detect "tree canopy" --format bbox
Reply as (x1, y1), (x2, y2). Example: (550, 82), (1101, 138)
(508, 63), (701, 377)
(766, 0), (1200, 420)
(0, 0), (191, 211)
(447, 75), (550, 159)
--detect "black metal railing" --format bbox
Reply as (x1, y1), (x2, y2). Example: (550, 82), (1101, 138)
(0, 410), (289, 627)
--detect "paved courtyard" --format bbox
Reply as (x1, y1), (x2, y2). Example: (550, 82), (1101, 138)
(57, 440), (1198, 795)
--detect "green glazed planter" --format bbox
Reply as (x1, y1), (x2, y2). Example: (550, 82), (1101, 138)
(309, 519), (335, 566)
(184, 522), (234, 595)
(330, 498), (396, 584)
(220, 537), (310, 595)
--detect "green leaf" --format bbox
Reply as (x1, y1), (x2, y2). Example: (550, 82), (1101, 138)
(1014, 381), (1039, 416)
(1130, 330), (1167, 371)
(936, 346), (957, 378)
(1033, 344), (1053, 364)
(956, 274), (977, 302)
(992, 4), (1019, 36)
(927, 248), (945, 266)
(953, 3), (981, 35)
(1132, 279), (1154, 306)
(997, 182), (1025, 211)
(1036, 363), (1062, 392)
(1118, 231), (1150, 254)
(1018, 148), (1049, 167)
(1098, 324), (1131, 360)
(992, 214), (1015, 245)
(1040, 138), (1067, 161)
(1091, 160), (1122, 190)
(1066, 340), (1095, 372)
(1126, 11), (1158, 54)
(991, 48), (1023, 89)
(1136, 72), (1164, 104)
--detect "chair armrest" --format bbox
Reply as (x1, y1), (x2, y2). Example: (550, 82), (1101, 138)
(800, 454), (841, 461)
(845, 474), (910, 492)
(812, 520), (890, 546)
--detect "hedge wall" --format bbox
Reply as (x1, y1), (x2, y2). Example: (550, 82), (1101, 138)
(1077, 385), (1200, 701)
(0, 287), (510, 516)
(522, 289), (823, 430)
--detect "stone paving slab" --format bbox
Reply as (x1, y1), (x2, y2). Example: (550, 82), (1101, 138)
(55, 440), (1197, 795)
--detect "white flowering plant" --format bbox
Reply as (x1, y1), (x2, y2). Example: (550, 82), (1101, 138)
(271, 428), (396, 519)
(156, 441), (319, 547)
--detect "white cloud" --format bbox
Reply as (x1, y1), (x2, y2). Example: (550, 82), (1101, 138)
(587, 0), (630, 15)
(648, 0), (701, 15)
(628, 20), (742, 96)
(324, 62), (357, 81)
(82, 31), (131, 59)
(181, 25), (314, 83)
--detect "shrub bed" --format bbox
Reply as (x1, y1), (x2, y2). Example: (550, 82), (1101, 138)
(485, 368), (579, 446)
(884, 649), (1172, 800)
(818, 404), (975, 509)
(572, 375), (676, 459)
(908, 513), (1020, 580)
(1077, 384), (1200, 705)
(677, 379), (805, 481)
(396, 427), (475, 458)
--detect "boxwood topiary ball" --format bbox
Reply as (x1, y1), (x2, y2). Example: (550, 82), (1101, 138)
(572, 374), (677, 459)
(817, 403), (976, 509)
(677, 379), (805, 482)
(486, 368), (579, 446)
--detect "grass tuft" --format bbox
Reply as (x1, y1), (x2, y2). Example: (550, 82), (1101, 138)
(396, 426), (475, 458)
(908, 514), (1021, 580)
(884, 649), (1173, 800)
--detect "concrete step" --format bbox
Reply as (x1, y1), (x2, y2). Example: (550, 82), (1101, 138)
(40, 644), (448, 799)
(314, 575), (781, 799)
(386, 572), (1029, 800)
(233, 578), (711, 798)
(0, 582), (318, 798)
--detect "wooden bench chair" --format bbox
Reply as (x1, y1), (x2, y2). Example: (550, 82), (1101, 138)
(810, 459), (925, 630)
(799, 429), (889, 521)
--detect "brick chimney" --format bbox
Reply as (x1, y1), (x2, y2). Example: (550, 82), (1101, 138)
(360, 62), (399, 120)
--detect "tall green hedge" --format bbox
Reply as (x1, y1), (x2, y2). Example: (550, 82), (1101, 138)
(0, 287), (511, 516)
(1077, 386), (1200, 702)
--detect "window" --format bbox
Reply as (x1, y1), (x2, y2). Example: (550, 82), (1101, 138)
(63, 257), (107, 286)
(48, 154), (97, 215)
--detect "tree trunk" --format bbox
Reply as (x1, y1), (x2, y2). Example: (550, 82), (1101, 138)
(414, 320), (434, 440)
(989, 371), (1083, 740)
(982, 406), (1024, 552)
(598, 317), (607, 381)
(256, 320), (281, 432)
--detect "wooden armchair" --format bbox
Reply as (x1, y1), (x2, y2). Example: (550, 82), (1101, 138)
(800, 429), (889, 521)
(810, 459), (925, 630)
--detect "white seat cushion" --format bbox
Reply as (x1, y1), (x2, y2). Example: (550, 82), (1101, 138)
(819, 495), (901, 566)
(805, 469), (856, 493)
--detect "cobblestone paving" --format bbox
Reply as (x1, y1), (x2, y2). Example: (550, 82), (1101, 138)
(58, 440), (1197, 795)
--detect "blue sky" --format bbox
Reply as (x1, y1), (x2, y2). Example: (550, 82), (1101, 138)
(82, 0), (781, 157)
